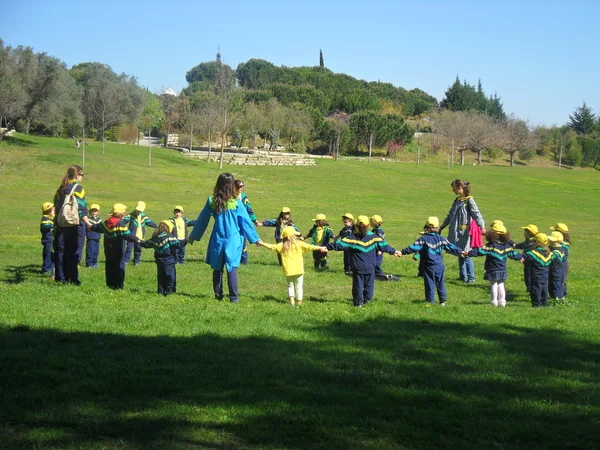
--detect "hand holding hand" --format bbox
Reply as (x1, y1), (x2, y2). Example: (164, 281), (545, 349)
(393, 250), (402, 257)
(188, 237), (195, 246)
(319, 246), (328, 253)
(256, 240), (264, 247)
(256, 222), (263, 227)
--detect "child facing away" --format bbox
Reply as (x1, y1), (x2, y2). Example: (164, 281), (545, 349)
(88, 203), (138, 290)
(547, 231), (566, 301)
(371, 215), (401, 281)
(258, 226), (327, 306)
(123, 201), (157, 266)
(465, 221), (522, 307)
(235, 180), (258, 265)
(335, 213), (355, 276)
(40, 202), (55, 277)
(305, 214), (334, 269)
(522, 232), (558, 308)
(327, 215), (401, 308)
(140, 220), (188, 296)
(550, 223), (570, 298)
(400, 216), (463, 306)
(515, 224), (538, 292)
(86, 203), (102, 268)
(169, 205), (196, 264)
(258, 207), (302, 265)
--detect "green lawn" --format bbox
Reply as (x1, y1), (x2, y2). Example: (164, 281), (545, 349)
(1, 134), (599, 449)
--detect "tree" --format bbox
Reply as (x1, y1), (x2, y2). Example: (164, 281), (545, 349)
(213, 51), (239, 169)
(567, 102), (596, 135)
(440, 76), (506, 120)
(138, 91), (165, 166)
(500, 117), (539, 167)
(350, 112), (412, 162)
(319, 49), (324, 68)
(159, 92), (182, 146)
(73, 62), (144, 154)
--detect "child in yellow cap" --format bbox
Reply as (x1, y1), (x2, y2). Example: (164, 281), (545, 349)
(547, 231), (566, 301)
(123, 201), (157, 266)
(464, 221), (522, 307)
(550, 223), (571, 297)
(400, 217), (463, 306)
(169, 205), (196, 264)
(258, 207), (302, 265)
(522, 233), (558, 307)
(370, 215), (400, 282)
(305, 214), (334, 269)
(88, 203), (137, 290)
(515, 224), (538, 292)
(335, 213), (355, 276)
(328, 216), (401, 307)
(85, 203), (102, 268)
(140, 220), (188, 296)
(258, 226), (327, 306)
(40, 202), (55, 277)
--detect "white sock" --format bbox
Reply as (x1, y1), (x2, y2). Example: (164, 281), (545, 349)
(498, 282), (506, 307)
(490, 282), (499, 306)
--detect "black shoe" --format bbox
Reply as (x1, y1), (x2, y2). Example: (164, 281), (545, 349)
(344, 271), (353, 276)
(387, 275), (401, 282)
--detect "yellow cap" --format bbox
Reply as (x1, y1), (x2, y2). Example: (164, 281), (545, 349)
(425, 216), (440, 228)
(174, 205), (184, 212)
(89, 203), (100, 211)
(135, 201), (146, 212)
(342, 213), (354, 221)
(281, 226), (301, 239)
(547, 231), (564, 243)
(42, 202), (53, 212)
(534, 232), (548, 246)
(161, 220), (174, 233)
(356, 215), (370, 226)
(492, 222), (506, 234)
(370, 215), (383, 225)
(522, 224), (538, 235)
(111, 203), (127, 214)
(281, 207), (291, 214)
(490, 220), (504, 227)
(550, 223), (568, 234)
(313, 214), (327, 221)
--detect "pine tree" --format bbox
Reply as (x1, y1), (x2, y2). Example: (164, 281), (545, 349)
(319, 49), (324, 68)
(568, 102), (596, 135)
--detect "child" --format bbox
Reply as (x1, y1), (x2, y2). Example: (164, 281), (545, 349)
(371, 215), (400, 281)
(515, 224), (538, 292)
(40, 202), (55, 277)
(400, 217), (463, 306)
(465, 222), (522, 307)
(123, 201), (157, 266)
(335, 213), (354, 276)
(89, 203), (137, 290)
(550, 223), (570, 298)
(305, 214), (334, 269)
(141, 220), (187, 296)
(235, 180), (258, 264)
(169, 205), (196, 264)
(86, 203), (102, 268)
(327, 215), (401, 307)
(547, 231), (566, 301)
(522, 232), (557, 307)
(259, 226), (326, 306)
(258, 207), (301, 265)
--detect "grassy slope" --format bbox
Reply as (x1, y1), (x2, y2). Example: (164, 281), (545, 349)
(1, 134), (599, 449)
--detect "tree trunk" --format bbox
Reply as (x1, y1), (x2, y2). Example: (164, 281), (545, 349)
(82, 127), (86, 169)
(190, 122), (193, 153)
(336, 131), (341, 161)
(460, 150), (465, 166)
(368, 133), (373, 163)
(510, 152), (515, 167)
(207, 129), (212, 162)
(72, 136), (81, 148)
(478, 150), (482, 165)
(218, 131), (225, 170)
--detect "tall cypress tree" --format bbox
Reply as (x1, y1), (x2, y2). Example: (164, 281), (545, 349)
(319, 49), (324, 68)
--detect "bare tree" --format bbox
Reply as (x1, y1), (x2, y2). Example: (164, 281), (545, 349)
(500, 116), (538, 166)
(462, 111), (501, 165)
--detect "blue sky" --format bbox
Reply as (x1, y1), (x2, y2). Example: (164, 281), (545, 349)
(2, 0), (599, 126)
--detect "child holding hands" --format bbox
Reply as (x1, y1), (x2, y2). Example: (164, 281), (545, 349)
(258, 226), (327, 306)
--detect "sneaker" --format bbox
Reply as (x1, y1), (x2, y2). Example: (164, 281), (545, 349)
(491, 300), (499, 307)
(345, 271), (353, 276)
(498, 300), (506, 307)
(387, 275), (401, 282)
(440, 302), (446, 307)
(296, 300), (302, 307)
(354, 304), (364, 308)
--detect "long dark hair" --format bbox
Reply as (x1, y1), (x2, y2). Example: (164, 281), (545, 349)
(212, 173), (237, 214)
(57, 165), (83, 195)
(451, 179), (471, 196)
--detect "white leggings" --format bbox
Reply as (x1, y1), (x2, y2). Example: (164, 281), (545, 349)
(490, 281), (506, 306)
(286, 274), (304, 300)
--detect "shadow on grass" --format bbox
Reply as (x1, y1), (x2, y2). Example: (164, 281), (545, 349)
(1, 135), (39, 147)
(1, 319), (599, 449)
(3, 264), (41, 284)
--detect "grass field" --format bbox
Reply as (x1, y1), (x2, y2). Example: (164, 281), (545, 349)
(1, 134), (599, 449)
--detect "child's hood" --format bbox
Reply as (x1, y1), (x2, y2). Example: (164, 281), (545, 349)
(106, 217), (121, 228)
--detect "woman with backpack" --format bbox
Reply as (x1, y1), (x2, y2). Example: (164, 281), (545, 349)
(439, 180), (486, 284)
(53, 165), (91, 285)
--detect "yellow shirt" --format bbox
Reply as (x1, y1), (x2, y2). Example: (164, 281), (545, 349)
(262, 241), (322, 276)
(174, 216), (186, 238)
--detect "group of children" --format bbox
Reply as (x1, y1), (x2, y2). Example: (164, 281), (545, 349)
(40, 199), (571, 308)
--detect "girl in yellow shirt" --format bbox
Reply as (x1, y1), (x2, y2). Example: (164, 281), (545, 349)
(259, 226), (327, 306)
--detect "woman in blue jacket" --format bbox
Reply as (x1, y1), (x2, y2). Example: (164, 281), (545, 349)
(189, 173), (261, 303)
